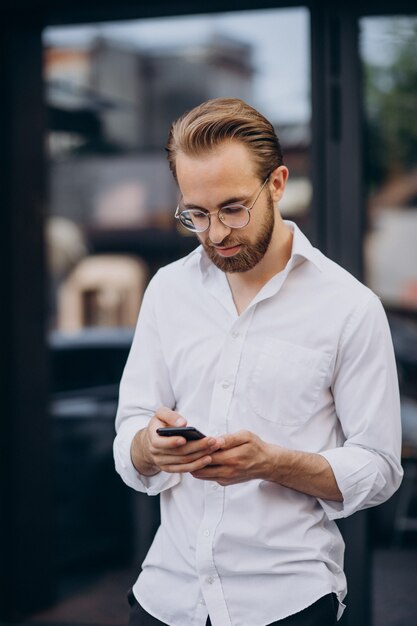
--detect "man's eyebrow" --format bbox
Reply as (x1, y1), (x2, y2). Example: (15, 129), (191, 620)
(182, 194), (249, 210)
(182, 201), (207, 211)
(221, 195), (249, 206)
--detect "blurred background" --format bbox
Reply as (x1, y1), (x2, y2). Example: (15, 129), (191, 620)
(0, 2), (417, 626)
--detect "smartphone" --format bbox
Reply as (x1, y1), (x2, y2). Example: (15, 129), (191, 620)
(156, 426), (206, 441)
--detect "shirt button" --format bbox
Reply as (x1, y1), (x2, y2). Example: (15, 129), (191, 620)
(203, 529), (210, 537)
(222, 381), (230, 389)
(206, 576), (215, 585)
(231, 331), (239, 339)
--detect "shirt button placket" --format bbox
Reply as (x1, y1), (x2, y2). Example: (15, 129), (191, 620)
(196, 317), (252, 626)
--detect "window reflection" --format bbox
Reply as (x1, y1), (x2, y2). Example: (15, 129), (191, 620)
(361, 15), (417, 550)
(361, 17), (417, 311)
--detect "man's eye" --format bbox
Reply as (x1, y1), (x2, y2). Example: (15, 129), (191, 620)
(221, 205), (245, 216)
(190, 210), (208, 220)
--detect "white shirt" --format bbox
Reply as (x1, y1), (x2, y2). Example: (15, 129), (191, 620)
(114, 221), (403, 626)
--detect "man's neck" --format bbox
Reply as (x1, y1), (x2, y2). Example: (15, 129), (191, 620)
(226, 220), (293, 314)
(227, 220), (293, 290)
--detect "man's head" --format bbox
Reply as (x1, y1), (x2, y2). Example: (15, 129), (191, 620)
(166, 99), (288, 274)
(166, 98), (283, 183)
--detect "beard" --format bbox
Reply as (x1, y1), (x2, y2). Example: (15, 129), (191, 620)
(200, 193), (275, 273)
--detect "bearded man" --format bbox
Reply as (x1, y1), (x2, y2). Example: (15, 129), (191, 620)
(114, 98), (402, 626)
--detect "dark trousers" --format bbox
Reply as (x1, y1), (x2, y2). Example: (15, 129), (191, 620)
(127, 589), (338, 626)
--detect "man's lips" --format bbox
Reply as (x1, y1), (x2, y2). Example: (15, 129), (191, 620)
(213, 244), (242, 257)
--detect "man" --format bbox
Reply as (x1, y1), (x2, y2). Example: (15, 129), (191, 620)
(114, 98), (402, 626)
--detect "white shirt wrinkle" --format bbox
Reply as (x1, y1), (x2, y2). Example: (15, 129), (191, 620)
(114, 221), (402, 626)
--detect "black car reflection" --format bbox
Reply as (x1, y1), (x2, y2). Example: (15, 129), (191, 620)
(49, 328), (160, 574)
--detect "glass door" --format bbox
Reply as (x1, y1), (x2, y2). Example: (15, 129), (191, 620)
(38, 7), (312, 624)
(360, 14), (417, 626)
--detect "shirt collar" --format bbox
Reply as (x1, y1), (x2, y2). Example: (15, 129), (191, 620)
(182, 245), (203, 267)
(284, 220), (323, 273)
(187, 219), (322, 276)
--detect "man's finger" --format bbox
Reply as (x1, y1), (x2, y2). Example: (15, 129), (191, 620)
(152, 435), (188, 449)
(154, 406), (187, 427)
(164, 456), (213, 473)
(153, 434), (219, 453)
(156, 447), (219, 465)
(192, 465), (226, 480)
(217, 431), (248, 450)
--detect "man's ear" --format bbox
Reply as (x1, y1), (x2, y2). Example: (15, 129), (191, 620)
(269, 165), (289, 203)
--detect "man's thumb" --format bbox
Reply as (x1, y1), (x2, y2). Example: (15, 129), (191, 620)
(155, 406), (187, 427)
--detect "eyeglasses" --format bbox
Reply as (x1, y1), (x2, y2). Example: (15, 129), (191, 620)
(174, 176), (270, 233)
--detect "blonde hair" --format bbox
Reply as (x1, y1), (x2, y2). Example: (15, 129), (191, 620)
(166, 98), (283, 182)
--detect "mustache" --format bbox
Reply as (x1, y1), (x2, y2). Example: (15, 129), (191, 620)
(205, 236), (243, 248)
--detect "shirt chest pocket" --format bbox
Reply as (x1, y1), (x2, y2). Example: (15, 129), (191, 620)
(248, 339), (331, 426)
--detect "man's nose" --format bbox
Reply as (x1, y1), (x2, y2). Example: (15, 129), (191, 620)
(208, 214), (231, 244)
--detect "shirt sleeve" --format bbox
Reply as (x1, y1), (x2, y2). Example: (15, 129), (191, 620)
(318, 294), (403, 519)
(113, 275), (181, 495)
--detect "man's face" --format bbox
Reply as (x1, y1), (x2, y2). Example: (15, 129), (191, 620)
(175, 141), (277, 274)
(200, 191), (275, 273)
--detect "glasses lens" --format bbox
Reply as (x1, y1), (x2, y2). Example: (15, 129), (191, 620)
(179, 209), (210, 232)
(219, 205), (250, 229)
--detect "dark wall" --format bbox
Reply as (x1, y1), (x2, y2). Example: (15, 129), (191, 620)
(0, 15), (54, 619)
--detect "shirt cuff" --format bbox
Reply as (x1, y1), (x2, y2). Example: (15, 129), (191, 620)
(317, 447), (387, 519)
(113, 416), (180, 495)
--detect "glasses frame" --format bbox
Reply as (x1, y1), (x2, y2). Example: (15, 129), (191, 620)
(174, 175), (270, 233)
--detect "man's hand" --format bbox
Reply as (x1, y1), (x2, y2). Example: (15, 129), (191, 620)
(192, 429), (343, 501)
(191, 430), (271, 486)
(130, 407), (224, 477)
